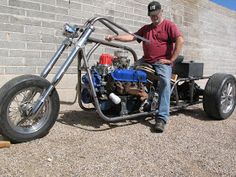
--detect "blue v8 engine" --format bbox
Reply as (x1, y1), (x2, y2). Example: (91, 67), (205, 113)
(81, 52), (148, 116)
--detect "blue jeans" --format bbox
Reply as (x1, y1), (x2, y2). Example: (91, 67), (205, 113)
(153, 64), (172, 123)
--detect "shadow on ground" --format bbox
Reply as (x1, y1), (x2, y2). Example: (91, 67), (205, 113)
(57, 105), (217, 131)
(57, 110), (144, 131)
(170, 107), (215, 121)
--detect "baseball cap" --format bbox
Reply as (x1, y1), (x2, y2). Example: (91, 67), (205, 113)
(148, 1), (162, 16)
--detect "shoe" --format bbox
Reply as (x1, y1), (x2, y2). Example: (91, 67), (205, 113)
(154, 118), (166, 133)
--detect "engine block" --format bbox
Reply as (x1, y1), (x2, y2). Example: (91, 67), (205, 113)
(111, 69), (146, 83)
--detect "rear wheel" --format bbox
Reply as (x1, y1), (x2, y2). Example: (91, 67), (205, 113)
(0, 75), (60, 143)
(203, 73), (236, 119)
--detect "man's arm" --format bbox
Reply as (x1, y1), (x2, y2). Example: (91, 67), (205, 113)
(159, 36), (184, 65)
(105, 34), (136, 42)
(170, 36), (184, 64)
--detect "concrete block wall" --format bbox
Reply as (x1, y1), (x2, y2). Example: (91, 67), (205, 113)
(172, 0), (236, 76)
(0, 0), (236, 93)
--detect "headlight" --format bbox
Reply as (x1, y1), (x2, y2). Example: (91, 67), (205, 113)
(63, 23), (79, 38)
(64, 23), (75, 33)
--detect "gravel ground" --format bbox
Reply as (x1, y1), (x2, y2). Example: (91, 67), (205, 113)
(0, 103), (236, 177)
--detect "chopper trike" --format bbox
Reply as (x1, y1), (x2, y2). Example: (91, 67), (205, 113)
(0, 17), (235, 143)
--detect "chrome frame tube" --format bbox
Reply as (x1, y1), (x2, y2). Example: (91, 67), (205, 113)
(88, 37), (138, 62)
(86, 42), (101, 62)
(77, 51), (95, 111)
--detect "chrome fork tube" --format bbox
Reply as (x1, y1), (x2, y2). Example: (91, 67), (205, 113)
(51, 26), (94, 86)
(40, 39), (70, 78)
(31, 25), (95, 116)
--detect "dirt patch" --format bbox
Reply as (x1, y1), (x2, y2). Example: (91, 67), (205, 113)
(1, 104), (236, 177)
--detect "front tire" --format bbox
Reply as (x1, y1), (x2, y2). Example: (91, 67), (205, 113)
(0, 75), (60, 143)
(203, 73), (236, 120)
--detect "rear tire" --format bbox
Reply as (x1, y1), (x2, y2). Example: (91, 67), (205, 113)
(203, 73), (236, 120)
(0, 75), (60, 143)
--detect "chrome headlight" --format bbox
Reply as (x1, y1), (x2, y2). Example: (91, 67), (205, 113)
(63, 23), (79, 38)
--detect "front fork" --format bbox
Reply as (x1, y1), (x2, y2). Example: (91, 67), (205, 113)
(29, 25), (95, 116)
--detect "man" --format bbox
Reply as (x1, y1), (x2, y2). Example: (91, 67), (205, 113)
(105, 1), (184, 132)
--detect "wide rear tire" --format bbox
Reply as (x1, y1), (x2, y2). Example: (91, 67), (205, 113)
(203, 73), (236, 120)
(0, 75), (60, 143)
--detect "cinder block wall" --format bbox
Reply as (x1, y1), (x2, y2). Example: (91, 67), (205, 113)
(0, 0), (236, 93)
(174, 0), (236, 76)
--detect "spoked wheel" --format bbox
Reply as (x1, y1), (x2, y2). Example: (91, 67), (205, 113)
(0, 75), (60, 143)
(203, 73), (236, 120)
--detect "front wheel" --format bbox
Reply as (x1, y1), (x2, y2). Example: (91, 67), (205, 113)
(203, 73), (236, 120)
(0, 75), (60, 143)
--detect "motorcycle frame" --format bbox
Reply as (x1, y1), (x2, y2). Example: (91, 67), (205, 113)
(32, 17), (153, 122)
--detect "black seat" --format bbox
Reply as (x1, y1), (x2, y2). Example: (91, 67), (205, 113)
(174, 55), (184, 65)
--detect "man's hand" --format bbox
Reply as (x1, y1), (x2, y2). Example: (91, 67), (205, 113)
(159, 59), (173, 65)
(105, 35), (116, 41)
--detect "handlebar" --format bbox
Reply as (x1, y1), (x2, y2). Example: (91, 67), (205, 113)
(63, 17), (149, 44)
(99, 20), (119, 36)
(87, 17), (150, 43)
